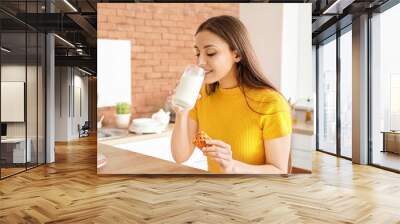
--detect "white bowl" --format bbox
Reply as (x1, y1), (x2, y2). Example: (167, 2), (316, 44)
(129, 118), (166, 134)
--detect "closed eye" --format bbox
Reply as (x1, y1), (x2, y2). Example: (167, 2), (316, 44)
(195, 53), (216, 57)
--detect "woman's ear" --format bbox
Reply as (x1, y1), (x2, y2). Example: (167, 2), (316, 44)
(233, 50), (241, 63)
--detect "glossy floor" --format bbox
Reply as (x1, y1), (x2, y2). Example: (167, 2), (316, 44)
(373, 150), (400, 171)
(0, 135), (399, 223)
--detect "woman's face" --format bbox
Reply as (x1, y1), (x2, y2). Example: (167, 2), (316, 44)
(194, 30), (240, 84)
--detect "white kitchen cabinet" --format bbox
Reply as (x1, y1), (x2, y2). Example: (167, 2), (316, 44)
(291, 133), (315, 151)
(291, 133), (315, 171)
(291, 149), (312, 170)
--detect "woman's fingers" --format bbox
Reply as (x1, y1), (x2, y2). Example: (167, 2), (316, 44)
(202, 143), (234, 173)
(202, 145), (232, 161)
(171, 101), (184, 112)
(204, 151), (230, 160)
(206, 139), (229, 148)
(169, 88), (191, 114)
(201, 140), (233, 172)
(203, 145), (230, 155)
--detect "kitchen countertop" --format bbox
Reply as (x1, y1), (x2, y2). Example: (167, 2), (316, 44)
(98, 124), (208, 174)
(99, 124), (174, 146)
(292, 122), (314, 136)
(98, 143), (207, 174)
(293, 105), (314, 112)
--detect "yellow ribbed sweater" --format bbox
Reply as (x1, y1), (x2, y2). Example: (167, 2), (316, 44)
(189, 85), (292, 173)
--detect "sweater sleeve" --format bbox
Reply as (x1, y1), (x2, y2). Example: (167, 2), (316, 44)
(260, 92), (292, 140)
(262, 110), (292, 140)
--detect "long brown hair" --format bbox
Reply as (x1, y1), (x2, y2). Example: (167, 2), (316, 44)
(196, 15), (292, 171)
(196, 15), (287, 115)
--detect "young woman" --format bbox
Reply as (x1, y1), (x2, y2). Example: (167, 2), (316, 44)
(171, 15), (292, 174)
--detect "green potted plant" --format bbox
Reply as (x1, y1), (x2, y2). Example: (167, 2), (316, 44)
(115, 102), (131, 128)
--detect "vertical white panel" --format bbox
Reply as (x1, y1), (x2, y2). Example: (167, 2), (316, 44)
(97, 39), (131, 107)
(1, 82), (25, 122)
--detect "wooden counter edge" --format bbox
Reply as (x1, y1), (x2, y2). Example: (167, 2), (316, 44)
(97, 143), (208, 174)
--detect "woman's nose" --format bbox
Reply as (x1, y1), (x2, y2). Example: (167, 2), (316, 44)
(198, 63), (206, 70)
(197, 55), (206, 68)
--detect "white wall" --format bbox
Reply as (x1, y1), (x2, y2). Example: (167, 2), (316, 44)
(55, 67), (89, 141)
(76, 74), (89, 124)
(293, 4), (313, 101)
(281, 4), (299, 101)
(1, 65), (35, 137)
(72, 73), (89, 138)
(240, 3), (312, 103)
(312, 45), (316, 100)
(240, 4), (283, 89)
(55, 67), (70, 141)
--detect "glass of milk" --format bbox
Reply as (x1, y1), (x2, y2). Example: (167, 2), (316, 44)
(172, 64), (205, 109)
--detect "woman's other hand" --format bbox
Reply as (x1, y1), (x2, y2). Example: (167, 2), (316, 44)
(202, 139), (235, 173)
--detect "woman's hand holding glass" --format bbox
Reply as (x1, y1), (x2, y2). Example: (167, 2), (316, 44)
(167, 89), (189, 115)
(167, 88), (201, 116)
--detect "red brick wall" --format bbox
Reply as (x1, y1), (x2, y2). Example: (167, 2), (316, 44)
(97, 3), (239, 127)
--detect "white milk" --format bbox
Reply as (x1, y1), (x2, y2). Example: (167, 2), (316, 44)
(172, 65), (205, 109)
